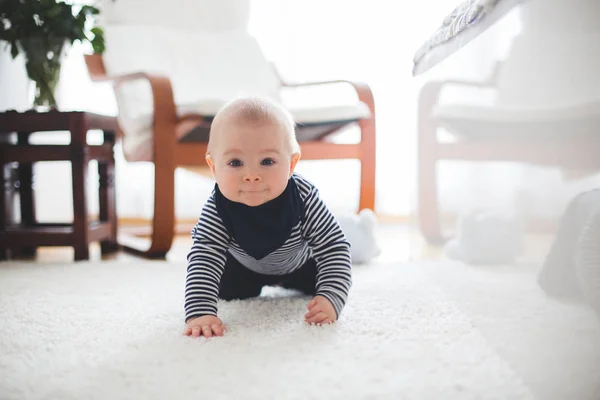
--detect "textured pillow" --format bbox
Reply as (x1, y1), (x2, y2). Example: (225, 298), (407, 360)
(576, 207), (600, 317)
(412, 0), (528, 76)
(336, 209), (381, 265)
(537, 189), (600, 320)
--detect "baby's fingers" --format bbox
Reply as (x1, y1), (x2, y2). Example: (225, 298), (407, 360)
(211, 324), (225, 337)
(201, 325), (213, 338)
(191, 326), (202, 338)
(306, 311), (328, 325)
(304, 305), (322, 320)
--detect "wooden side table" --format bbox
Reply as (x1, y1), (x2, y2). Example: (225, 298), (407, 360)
(0, 110), (119, 261)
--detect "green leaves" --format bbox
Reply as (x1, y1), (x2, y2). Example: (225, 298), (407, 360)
(90, 26), (104, 54)
(0, 0), (107, 58)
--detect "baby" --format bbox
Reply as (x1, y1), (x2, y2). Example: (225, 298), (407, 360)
(183, 96), (352, 338)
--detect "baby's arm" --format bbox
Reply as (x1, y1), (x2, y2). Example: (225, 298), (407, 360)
(184, 200), (230, 336)
(302, 187), (352, 322)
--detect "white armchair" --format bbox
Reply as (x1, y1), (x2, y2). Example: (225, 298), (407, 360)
(85, 0), (377, 257)
(418, 0), (600, 244)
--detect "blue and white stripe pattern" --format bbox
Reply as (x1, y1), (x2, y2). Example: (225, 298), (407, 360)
(185, 173), (352, 322)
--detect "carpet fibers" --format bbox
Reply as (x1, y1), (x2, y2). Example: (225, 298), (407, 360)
(0, 259), (597, 399)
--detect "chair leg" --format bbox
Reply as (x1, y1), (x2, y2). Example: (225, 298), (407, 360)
(120, 171), (175, 259)
(418, 147), (446, 246)
(148, 165), (175, 258)
(120, 153), (175, 260)
(359, 118), (376, 212)
(119, 80), (177, 259)
(417, 125), (446, 246)
(417, 82), (448, 246)
(355, 82), (377, 212)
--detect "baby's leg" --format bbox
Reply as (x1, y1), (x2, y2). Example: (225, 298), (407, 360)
(279, 258), (317, 295)
(219, 252), (268, 300)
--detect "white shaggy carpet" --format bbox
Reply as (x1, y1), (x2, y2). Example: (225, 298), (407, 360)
(0, 258), (598, 400)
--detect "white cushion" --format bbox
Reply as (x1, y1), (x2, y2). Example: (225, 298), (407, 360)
(103, 25), (281, 126)
(177, 100), (370, 123)
(291, 102), (371, 125)
(433, 100), (600, 140)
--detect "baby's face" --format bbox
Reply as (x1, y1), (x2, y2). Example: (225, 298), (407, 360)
(207, 120), (298, 207)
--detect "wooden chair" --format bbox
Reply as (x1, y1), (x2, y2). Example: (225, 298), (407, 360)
(418, 62), (600, 245)
(84, 0), (376, 258)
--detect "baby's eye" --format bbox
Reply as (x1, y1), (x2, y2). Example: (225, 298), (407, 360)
(228, 159), (243, 167)
(261, 158), (276, 166)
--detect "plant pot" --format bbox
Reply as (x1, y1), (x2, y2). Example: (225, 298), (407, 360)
(18, 37), (68, 110)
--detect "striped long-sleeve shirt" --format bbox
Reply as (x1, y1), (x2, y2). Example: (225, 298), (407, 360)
(184, 173), (352, 322)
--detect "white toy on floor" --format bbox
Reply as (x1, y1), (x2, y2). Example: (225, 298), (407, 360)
(444, 210), (523, 265)
(335, 209), (381, 264)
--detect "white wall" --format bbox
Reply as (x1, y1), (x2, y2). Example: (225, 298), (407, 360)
(0, 47), (29, 111)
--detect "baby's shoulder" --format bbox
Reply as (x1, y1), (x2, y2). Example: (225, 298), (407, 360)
(291, 173), (318, 199)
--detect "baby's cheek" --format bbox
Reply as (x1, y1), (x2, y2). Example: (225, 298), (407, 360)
(273, 167), (291, 188)
(218, 174), (240, 199)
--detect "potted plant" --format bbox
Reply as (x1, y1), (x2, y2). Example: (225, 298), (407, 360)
(0, 0), (106, 109)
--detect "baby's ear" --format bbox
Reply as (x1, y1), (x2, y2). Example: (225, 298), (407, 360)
(289, 153), (300, 176)
(205, 154), (216, 177)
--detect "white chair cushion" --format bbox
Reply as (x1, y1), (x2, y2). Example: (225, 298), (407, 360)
(290, 102), (371, 125)
(433, 100), (600, 140)
(178, 99), (370, 123)
(103, 25), (281, 134)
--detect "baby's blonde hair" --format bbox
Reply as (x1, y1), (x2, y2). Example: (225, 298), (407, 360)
(207, 96), (300, 155)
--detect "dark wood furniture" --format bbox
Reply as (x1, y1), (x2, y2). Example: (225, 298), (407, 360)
(0, 110), (118, 261)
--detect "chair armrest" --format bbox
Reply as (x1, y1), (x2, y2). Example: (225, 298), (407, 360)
(270, 61), (375, 115)
(84, 59), (177, 164)
(84, 55), (177, 139)
(422, 60), (502, 94)
(96, 72), (177, 134)
(419, 61), (502, 118)
(282, 79), (375, 118)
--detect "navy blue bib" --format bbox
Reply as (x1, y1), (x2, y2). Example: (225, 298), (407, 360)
(214, 179), (304, 260)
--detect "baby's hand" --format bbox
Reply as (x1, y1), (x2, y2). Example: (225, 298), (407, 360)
(304, 295), (336, 325)
(183, 315), (226, 338)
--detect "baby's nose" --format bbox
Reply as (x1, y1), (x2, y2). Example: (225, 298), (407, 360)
(243, 173), (262, 182)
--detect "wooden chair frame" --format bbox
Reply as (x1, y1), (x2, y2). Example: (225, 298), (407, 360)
(418, 62), (600, 245)
(84, 54), (376, 258)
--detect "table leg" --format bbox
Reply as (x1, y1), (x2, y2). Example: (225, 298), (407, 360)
(99, 139), (118, 254)
(70, 116), (90, 261)
(16, 132), (37, 257)
(0, 164), (11, 260)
